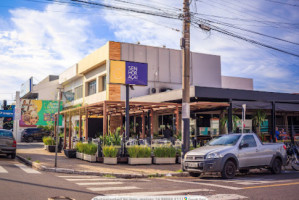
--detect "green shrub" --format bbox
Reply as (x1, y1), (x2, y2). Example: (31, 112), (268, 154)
(127, 145), (151, 158)
(42, 136), (55, 145)
(75, 142), (84, 153)
(102, 146), (118, 158)
(153, 146), (176, 158)
(84, 143), (98, 155)
(176, 148), (182, 155)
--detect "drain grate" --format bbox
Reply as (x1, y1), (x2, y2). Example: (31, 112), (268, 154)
(48, 196), (75, 200)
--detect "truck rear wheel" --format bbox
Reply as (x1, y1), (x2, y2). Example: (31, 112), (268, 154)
(271, 158), (282, 174)
(189, 172), (201, 177)
(221, 160), (236, 179)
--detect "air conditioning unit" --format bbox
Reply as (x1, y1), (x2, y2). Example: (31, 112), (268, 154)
(148, 88), (159, 95)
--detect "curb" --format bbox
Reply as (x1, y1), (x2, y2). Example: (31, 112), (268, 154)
(16, 155), (189, 179)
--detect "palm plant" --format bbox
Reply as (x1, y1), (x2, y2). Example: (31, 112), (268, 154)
(220, 112), (240, 133)
(252, 110), (267, 137)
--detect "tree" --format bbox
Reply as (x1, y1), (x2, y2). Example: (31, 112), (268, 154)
(252, 110), (267, 137)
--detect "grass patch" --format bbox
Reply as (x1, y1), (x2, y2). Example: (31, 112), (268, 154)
(34, 160), (40, 163)
(103, 174), (116, 178)
(175, 169), (183, 173)
(27, 157), (31, 160)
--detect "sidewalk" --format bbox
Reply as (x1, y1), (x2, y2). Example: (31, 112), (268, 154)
(16, 143), (186, 178)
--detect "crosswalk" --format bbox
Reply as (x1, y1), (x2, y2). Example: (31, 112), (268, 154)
(0, 163), (41, 174)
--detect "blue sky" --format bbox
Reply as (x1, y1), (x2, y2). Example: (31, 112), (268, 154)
(0, 0), (298, 103)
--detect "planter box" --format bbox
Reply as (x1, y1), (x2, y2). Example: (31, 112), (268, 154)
(83, 154), (97, 162)
(64, 149), (76, 158)
(48, 145), (56, 152)
(177, 156), (182, 164)
(44, 145), (48, 151)
(128, 157), (152, 165)
(153, 157), (176, 164)
(76, 152), (83, 159)
(103, 157), (117, 165)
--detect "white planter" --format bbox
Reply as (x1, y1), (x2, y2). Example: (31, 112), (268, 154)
(76, 152), (83, 159)
(178, 157), (182, 164)
(103, 157), (117, 165)
(44, 145), (48, 150)
(128, 157), (152, 165)
(153, 157), (176, 164)
(83, 154), (97, 162)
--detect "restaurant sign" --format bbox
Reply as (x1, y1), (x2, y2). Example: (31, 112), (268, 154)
(110, 60), (148, 86)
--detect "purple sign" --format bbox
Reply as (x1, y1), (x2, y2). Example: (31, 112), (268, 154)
(125, 61), (148, 86)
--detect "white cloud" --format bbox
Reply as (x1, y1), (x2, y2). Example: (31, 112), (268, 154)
(0, 3), (106, 94)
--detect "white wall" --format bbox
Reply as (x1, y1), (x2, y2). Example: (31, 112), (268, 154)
(120, 43), (222, 99)
(32, 78), (59, 100)
(59, 64), (78, 85)
(222, 76), (253, 90)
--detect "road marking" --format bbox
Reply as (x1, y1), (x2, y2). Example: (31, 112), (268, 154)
(164, 178), (242, 190)
(88, 186), (140, 192)
(14, 164), (40, 174)
(58, 175), (102, 178)
(206, 194), (248, 200)
(198, 178), (292, 186)
(77, 182), (124, 186)
(243, 182), (299, 189)
(65, 178), (149, 182)
(0, 166), (8, 173)
(109, 189), (212, 196)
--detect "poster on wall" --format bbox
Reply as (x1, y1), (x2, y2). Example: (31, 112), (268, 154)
(19, 99), (62, 127)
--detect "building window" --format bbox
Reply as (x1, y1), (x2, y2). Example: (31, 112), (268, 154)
(74, 85), (83, 99)
(88, 80), (96, 96)
(98, 75), (106, 92)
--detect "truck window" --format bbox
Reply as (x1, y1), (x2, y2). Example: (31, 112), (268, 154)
(240, 135), (257, 147)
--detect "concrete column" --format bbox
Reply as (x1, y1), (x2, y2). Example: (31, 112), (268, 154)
(68, 113), (72, 149)
(63, 114), (67, 149)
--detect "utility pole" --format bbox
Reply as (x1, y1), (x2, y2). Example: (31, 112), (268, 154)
(55, 88), (62, 168)
(181, 0), (191, 165)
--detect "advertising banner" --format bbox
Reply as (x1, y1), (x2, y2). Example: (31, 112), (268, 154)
(20, 99), (62, 127)
(0, 110), (14, 118)
(110, 60), (148, 86)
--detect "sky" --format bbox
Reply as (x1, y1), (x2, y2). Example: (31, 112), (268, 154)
(0, 0), (298, 104)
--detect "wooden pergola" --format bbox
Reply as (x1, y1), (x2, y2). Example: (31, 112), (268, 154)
(58, 100), (180, 149)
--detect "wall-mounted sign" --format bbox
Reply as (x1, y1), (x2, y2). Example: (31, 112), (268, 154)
(20, 77), (33, 98)
(0, 110), (14, 118)
(110, 60), (148, 86)
(20, 99), (62, 127)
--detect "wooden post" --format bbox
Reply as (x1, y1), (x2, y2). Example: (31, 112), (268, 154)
(176, 105), (179, 136)
(141, 111), (145, 139)
(85, 110), (89, 140)
(64, 114), (67, 149)
(150, 108), (154, 139)
(68, 113), (71, 149)
(54, 114), (57, 137)
(103, 101), (107, 137)
(79, 111), (82, 139)
(120, 112), (123, 136)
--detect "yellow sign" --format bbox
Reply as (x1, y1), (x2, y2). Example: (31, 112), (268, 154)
(110, 60), (125, 84)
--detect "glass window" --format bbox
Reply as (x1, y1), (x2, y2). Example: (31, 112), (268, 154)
(208, 135), (241, 146)
(74, 85), (83, 99)
(0, 130), (13, 137)
(240, 135), (257, 147)
(88, 80), (96, 96)
(98, 75), (106, 92)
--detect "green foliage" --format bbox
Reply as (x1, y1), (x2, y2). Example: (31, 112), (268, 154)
(153, 146), (176, 158)
(220, 111), (240, 132)
(127, 145), (151, 158)
(253, 110), (267, 136)
(38, 125), (54, 132)
(175, 131), (182, 141)
(75, 142), (84, 153)
(100, 131), (121, 146)
(176, 148), (182, 155)
(35, 160), (40, 163)
(42, 136), (55, 145)
(84, 143), (98, 155)
(27, 157), (31, 160)
(102, 146), (118, 158)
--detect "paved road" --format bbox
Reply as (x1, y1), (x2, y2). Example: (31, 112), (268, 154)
(1, 155), (299, 200)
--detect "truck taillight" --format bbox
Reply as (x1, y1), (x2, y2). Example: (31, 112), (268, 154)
(12, 140), (17, 147)
(283, 145), (286, 150)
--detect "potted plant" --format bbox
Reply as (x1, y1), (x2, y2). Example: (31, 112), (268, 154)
(102, 146), (118, 165)
(42, 136), (49, 151)
(153, 146), (176, 164)
(127, 145), (152, 165)
(83, 143), (97, 162)
(43, 136), (56, 152)
(75, 142), (84, 159)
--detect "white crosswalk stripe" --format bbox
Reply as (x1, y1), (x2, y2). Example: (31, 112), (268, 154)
(88, 186), (140, 192)
(206, 194), (248, 200)
(14, 164), (41, 174)
(76, 182), (124, 186)
(0, 166), (8, 173)
(198, 178), (292, 186)
(109, 189), (213, 196)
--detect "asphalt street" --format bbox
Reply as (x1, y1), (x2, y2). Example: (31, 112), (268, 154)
(1, 155), (299, 200)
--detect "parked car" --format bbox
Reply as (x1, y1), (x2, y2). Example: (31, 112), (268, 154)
(0, 129), (16, 159)
(21, 128), (51, 142)
(183, 133), (287, 179)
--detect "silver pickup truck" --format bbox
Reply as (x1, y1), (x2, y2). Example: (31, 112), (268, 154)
(183, 133), (287, 179)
